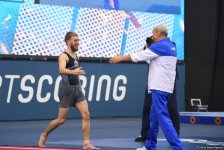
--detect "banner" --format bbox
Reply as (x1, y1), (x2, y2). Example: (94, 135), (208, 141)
(0, 60), (148, 120)
(0, 59), (185, 121)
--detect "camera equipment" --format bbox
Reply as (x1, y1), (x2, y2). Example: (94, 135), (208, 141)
(146, 36), (154, 46)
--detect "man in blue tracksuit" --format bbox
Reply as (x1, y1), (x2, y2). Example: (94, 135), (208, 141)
(109, 24), (184, 150)
(135, 36), (180, 143)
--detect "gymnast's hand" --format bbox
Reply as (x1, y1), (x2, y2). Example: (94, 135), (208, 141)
(72, 67), (85, 75)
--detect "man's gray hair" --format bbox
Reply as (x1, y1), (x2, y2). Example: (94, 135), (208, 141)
(154, 24), (168, 36)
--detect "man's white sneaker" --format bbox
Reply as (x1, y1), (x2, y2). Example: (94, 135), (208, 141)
(136, 146), (147, 150)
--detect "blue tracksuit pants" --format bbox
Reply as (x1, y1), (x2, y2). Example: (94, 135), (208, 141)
(145, 90), (184, 150)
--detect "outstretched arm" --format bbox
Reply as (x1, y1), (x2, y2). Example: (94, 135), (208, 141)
(109, 54), (131, 64)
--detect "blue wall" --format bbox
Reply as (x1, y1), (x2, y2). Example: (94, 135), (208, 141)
(0, 60), (185, 121)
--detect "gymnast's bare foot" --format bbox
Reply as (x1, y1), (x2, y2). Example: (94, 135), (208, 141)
(38, 133), (47, 147)
(83, 143), (100, 150)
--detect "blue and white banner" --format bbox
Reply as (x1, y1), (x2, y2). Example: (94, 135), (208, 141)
(0, 60), (148, 120)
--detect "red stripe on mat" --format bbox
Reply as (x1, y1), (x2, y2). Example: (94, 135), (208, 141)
(0, 146), (80, 150)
